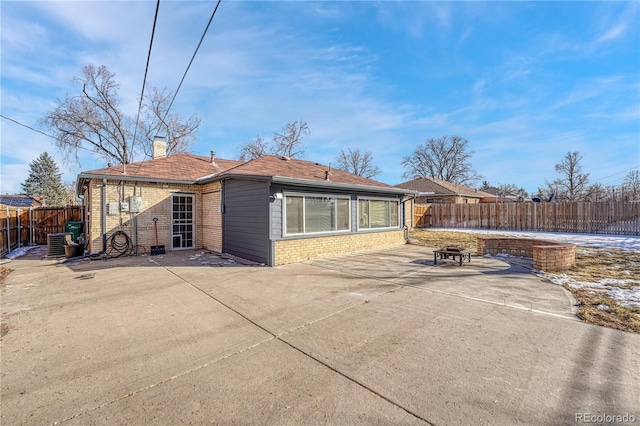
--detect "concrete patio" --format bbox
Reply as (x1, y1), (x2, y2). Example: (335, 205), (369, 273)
(1, 245), (638, 425)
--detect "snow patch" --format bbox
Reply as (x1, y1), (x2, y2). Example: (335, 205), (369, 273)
(434, 228), (640, 251)
(540, 272), (640, 308)
(5, 246), (38, 259)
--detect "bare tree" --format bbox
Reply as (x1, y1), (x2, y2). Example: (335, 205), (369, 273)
(237, 120), (309, 160)
(547, 151), (589, 201)
(64, 181), (81, 206)
(138, 86), (200, 158)
(583, 182), (611, 202)
(534, 181), (561, 201)
(479, 181), (528, 198)
(495, 183), (528, 199)
(238, 135), (269, 161)
(620, 170), (640, 201)
(41, 64), (200, 166)
(272, 120), (309, 158)
(401, 135), (482, 185)
(335, 148), (381, 178)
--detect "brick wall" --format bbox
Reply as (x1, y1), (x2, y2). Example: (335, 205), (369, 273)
(531, 244), (576, 272)
(201, 182), (222, 251)
(85, 179), (211, 254)
(477, 236), (575, 272)
(274, 230), (407, 265)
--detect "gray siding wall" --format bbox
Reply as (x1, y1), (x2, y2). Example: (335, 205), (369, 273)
(223, 179), (270, 264)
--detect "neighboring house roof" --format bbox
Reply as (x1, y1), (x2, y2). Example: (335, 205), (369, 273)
(77, 153), (412, 195)
(0, 195), (44, 208)
(395, 177), (491, 198)
(481, 186), (518, 197)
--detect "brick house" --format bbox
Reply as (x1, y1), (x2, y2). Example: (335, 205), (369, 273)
(76, 141), (414, 265)
(395, 177), (491, 204)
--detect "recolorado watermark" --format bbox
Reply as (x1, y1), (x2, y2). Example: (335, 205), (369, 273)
(576, 413), (636, 424)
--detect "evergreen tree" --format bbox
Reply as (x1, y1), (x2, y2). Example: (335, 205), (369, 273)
(21, 152), (68, 206)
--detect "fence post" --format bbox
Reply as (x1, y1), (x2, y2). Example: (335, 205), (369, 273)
(5, 205), (10, 254)
(29, 208), (33, 246)
(17, 207), (21, 248)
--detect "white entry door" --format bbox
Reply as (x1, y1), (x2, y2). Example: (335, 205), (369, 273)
(171, 194), (195, 250)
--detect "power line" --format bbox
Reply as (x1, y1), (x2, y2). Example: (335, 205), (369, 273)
(160, 0), (222, 130)
(591, 166), (639, 185)
(0, 114), (57, 140)
(131, 0), (161, 163)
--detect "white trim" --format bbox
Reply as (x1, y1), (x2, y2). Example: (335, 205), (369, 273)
(357, 197), (400, 231)
(170, 193), (196, 250)
(283, 192), (351, 236)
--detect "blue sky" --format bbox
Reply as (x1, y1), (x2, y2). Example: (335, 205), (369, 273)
(2, 1), (639, 196)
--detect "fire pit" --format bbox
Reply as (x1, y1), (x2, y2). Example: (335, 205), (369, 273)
(433, 245), (471, 266)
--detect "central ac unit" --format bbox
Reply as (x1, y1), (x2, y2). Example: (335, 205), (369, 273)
(47, 233), (73, 257)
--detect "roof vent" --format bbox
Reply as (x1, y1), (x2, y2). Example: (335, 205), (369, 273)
(210, 150), (217, 165)
(280, 156), (291, 161)
(325, 163), (332, 181)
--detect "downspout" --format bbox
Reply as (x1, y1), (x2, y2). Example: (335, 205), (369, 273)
(400, 194), (417, 242)
(268, 183), (275, 267)
(99, 178), (107, 253)
(220, 179), (225, 255)
(61, 178), (109, 263)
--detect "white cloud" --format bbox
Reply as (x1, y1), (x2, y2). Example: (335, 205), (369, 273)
(551, 76), (626, 110)
(594, 23), (627, 44)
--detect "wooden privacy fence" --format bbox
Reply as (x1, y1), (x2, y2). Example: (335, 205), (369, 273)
(1, 206), (82, 257)
(420, 202), (640, 236)
(413, 204), (431, 228)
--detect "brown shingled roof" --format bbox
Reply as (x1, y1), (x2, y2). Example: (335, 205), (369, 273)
(80, 153), (243, 182)
(81, 153), (400, 191)
(396, 177), (491, 197)
(217, 155), (393, 188)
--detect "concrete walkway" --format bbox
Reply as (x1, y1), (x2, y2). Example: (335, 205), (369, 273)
(1, 245), (638, 425)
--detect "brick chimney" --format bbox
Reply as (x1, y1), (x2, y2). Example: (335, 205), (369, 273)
(152, 136), (167, 159)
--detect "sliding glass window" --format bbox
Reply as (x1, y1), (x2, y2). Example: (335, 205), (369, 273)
(358, 198), (399, 229)
(284, 194), (351, 235)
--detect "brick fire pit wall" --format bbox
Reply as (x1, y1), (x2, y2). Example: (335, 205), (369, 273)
(476, 236), (576, 272)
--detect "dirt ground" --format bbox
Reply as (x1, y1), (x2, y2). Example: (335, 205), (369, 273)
(1, 245), (639, 425)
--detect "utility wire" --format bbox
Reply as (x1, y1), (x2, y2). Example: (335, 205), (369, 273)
(0, 114), (57, 140)
(131, 0), (161, 164)
(159, 0), (221, 130)
(590, 166), (638, 185)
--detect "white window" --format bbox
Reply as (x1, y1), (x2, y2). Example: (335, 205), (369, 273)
(284, 194), (350, 235)
(358, 198), (399, 229)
